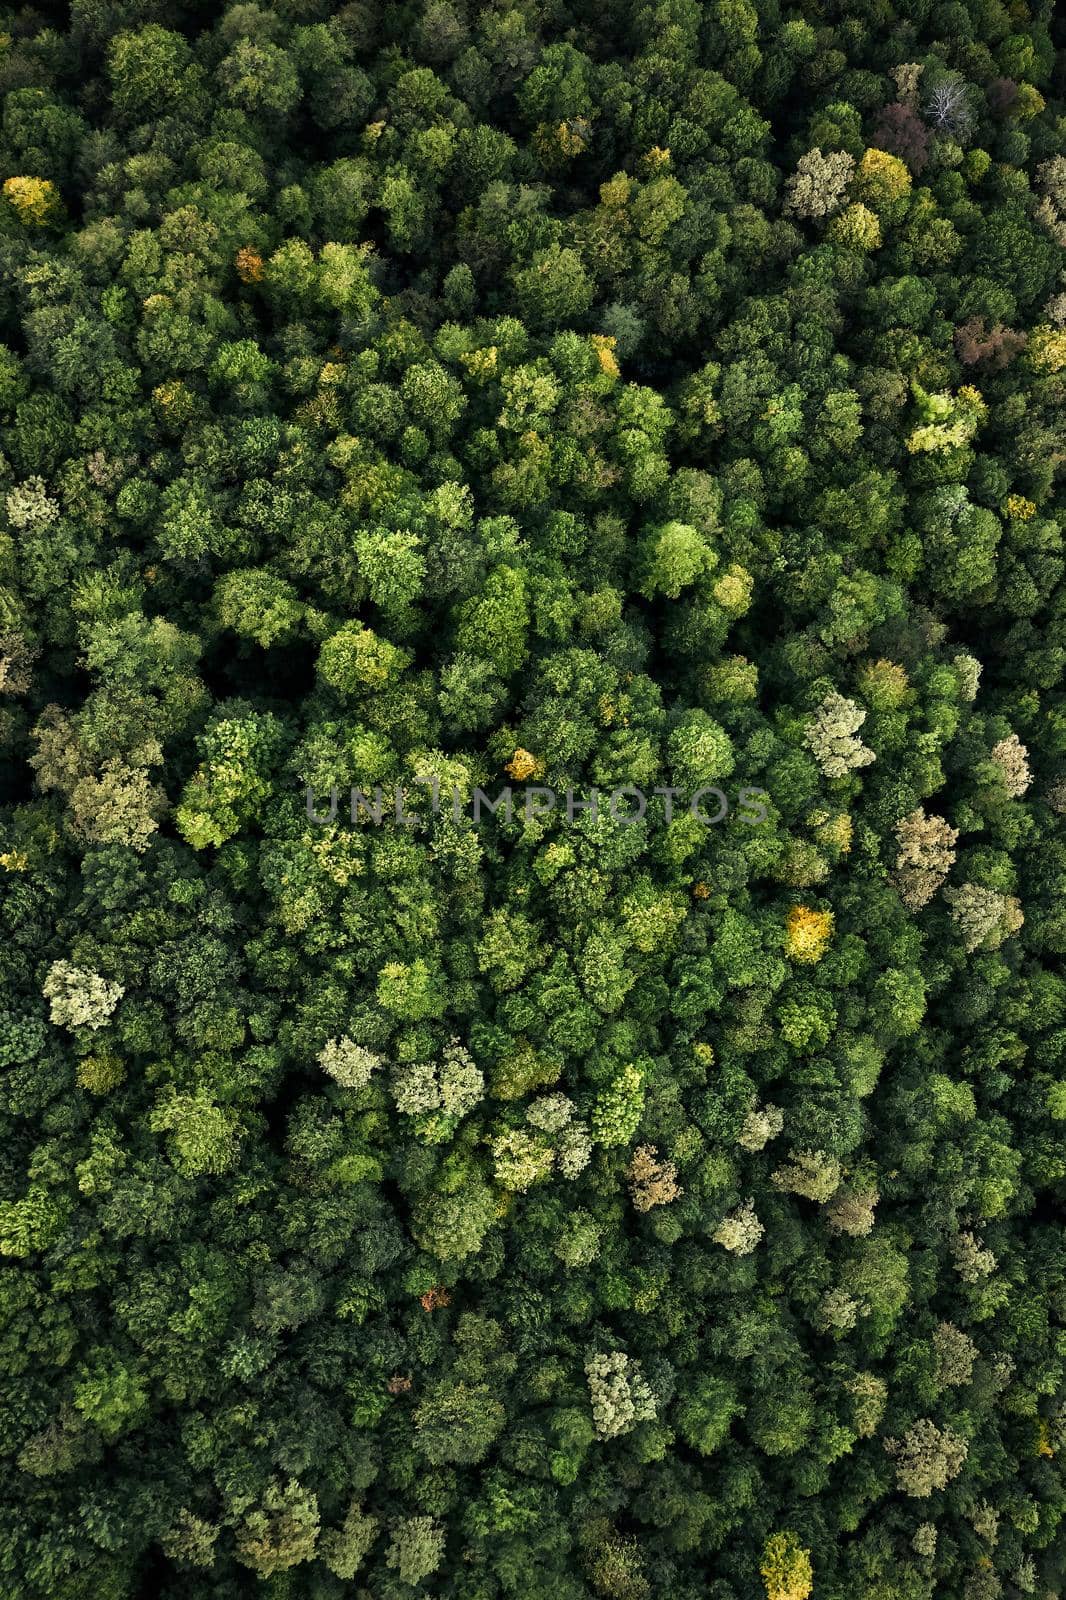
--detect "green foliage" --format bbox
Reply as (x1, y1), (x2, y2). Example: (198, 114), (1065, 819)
(175, 707), (284, 849)
(414, 1379), (506, 1464)
(0, 6), (1062, 1599)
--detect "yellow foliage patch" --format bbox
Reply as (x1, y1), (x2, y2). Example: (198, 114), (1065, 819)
(505, 748), (539, 781)
(855, 146), (912, 205)
(3, 176), (58, 225)
(785, 905), (834, 964)
(235, 246), (265, 283)
(761, 1531), (814, 1600)
(1029, 325), (1066, 373)
(590, 333), (620, 379)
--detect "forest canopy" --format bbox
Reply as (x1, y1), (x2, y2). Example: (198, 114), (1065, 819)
(0, 1), (1064, 1597)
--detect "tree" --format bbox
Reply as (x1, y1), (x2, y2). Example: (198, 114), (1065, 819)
(320, 1502), (378, 1580)
(772, 1149), (841, 1203)
(414, 1379), (506, 1463)
(943, 882), (1024, 952)
(712, 1200), (764, 1254)
(319, 1037), (381, 1089)
(107, 26), (202, 123)
(43, 960), (123, 1030)
(885, 1419), (968, 1496)
(175, 707), (284, 849)
(385, 1518), (445, 1585)
(783, 150), (854, 219)
(804, 693), (876, 777)
(585, 1353), (658, 1440)
(235, 1480), (320, 1576)
(893, 808), (958, 910)
(625, 1146), (681, 1211)
(513, 247), (594, 329)
(635, 520), (715, 599)
(2, 178), (60, 227)
(872, 103), (930, 173)
(761, 1532), (813, 1600)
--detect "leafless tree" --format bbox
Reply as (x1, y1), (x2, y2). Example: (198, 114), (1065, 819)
(925, 78), (971, 135)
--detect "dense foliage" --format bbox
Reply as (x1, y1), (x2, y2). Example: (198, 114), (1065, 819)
(0, 2), (1064, 1596)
